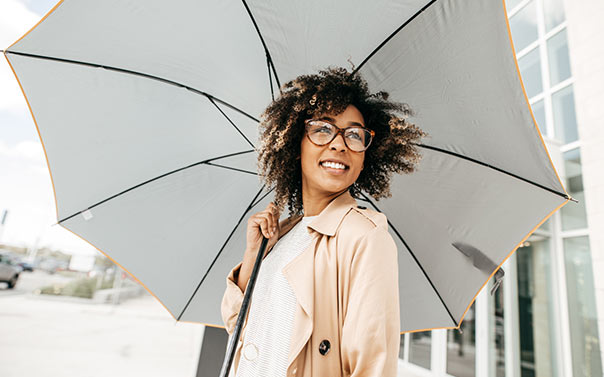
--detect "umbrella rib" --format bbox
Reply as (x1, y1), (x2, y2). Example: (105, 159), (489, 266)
(241, 0), (281, 90)
(205, 162), (258, 176)
(57, 149), (255, 224)
(4, 50), (261, 125)
(176, 184), (268, 321)
(358, 192), (460, 328)
(249, 185), (275, 209)
(207, 96), (256, 149)
(352, 0), (439, 75)
(415, 143), (572, 201)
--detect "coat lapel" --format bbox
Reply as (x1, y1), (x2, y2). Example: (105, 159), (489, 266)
(279, 191), (359, 366)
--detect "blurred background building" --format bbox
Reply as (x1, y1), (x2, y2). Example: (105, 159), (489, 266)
(396, 0), (604, 376)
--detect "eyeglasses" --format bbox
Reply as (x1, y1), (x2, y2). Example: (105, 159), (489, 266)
(304, 119), (375, 152)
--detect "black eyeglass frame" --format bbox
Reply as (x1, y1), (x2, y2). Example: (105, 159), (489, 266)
(304, 119), (375, 153)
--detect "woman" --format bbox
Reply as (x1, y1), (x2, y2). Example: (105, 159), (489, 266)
(221, 67), (425, 377)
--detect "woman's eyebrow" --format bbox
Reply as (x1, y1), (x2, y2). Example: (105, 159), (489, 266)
(319, 116), (364, 128)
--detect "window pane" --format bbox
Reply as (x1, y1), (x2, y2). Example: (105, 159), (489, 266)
(543, 0), (566, 32)
(548, 30), (571, 86)
(510, 1), (538, 52)
(531, 99), (546, 136)
(552, 85), (578, 143)
(564, 237), (603, 377)
(399, 334), (406, 359)
(505, 0), (524, 12)
(519, 48), (543, 98)
(489, 280), (506, 377)
(516, 236), (559, 377)
(561, 148), (588, 230)
(409, 331), (431, 369)
(447, 304), (475, 377)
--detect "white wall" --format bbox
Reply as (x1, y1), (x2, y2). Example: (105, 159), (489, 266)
(564, 0), (604, 369)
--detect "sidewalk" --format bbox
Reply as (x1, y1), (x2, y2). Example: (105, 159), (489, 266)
(0, 293), (204, 377)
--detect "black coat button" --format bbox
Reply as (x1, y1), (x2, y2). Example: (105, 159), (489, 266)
(319, 339), (331, 355)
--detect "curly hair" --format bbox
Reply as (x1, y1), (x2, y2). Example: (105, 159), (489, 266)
(257, 66), (427, 216)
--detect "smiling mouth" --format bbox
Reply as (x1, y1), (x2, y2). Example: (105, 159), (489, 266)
(319, 161), (349, 171)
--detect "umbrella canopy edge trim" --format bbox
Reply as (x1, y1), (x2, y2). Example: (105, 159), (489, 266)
(57, 150), (255, 224)
(4, 0), (64, 51)
(361, 193), (571, 334)
(358, 192), (459, 328)
(500, 0), (569, 198)
(3, 51), (60, 220)
(241, 0), (281, 90)
(448, 195), (571, 334)
(415, 143), (572, 201)
(176, 184), (274, 321)
(349, 0), (569, 202)
(3, 50), (261, 129)
(59, 223), (179, 321)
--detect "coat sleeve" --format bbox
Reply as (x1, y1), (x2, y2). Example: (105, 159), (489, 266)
(221, 261), (245, 335)
(340, 226), (401, 377)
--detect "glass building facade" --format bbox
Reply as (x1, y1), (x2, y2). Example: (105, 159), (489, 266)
(397, 0), (603, 376)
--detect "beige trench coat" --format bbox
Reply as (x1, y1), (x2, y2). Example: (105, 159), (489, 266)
(221, 191), (400, 377)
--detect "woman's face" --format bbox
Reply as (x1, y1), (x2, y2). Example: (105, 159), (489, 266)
(300, 104), (366, 199)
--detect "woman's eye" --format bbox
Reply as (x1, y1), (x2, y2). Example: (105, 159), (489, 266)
(347, 130), (363, 141)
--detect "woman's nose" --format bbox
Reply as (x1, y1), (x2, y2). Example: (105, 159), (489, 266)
(329, 133), (347, 152)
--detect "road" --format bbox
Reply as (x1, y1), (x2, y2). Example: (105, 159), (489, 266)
(0, 269), (205, 377)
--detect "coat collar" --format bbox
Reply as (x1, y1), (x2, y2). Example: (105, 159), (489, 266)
(307, 190), (359, 236)
(278, 190), (359, 239)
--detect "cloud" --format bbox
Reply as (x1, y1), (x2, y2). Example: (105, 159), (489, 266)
(0, 139), (97, 256)
(0, 0), (40, 113)
(0, 0), (40, 48)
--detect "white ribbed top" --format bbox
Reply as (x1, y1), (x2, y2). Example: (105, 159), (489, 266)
(234, 215), (317, 377)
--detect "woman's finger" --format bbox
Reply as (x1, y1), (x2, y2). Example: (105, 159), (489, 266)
(257, 212), (275, 237)
(253, 214), (271, 238)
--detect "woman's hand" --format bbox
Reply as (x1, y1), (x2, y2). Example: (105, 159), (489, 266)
(236, 202), (281, 292)
(245, 201), (281, 254)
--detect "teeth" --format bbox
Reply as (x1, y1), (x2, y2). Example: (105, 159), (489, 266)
(321, 161), (347, 170)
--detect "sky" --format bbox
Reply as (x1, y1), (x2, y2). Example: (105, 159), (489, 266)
(0, 0), (98, 256)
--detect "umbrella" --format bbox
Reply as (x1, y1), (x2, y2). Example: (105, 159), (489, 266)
(4, 0), (572, 351)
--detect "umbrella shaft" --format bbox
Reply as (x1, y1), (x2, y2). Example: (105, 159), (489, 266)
(219, 237), (269, 377)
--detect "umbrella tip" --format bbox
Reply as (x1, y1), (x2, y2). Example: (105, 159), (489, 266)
(568, 196), (579, 204)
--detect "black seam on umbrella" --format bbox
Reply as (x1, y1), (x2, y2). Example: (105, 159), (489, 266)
(177, 184), (267, 320)
(414, 143), (573, 201)
(4, 50), (260, 124)
(267, 54), (275, 101)
(358, 192), (460, 328)
(352, 0), (439, 76)
(205, 162), (257, 176)
(241, 0), (281, 90)
(57, 149), (254, 223)
(249, 185), (275, 209)
(207, 96), (256, 149)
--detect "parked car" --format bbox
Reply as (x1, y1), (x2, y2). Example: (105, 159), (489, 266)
(0, 253), (20, 289)
(17, 260), (34, 272)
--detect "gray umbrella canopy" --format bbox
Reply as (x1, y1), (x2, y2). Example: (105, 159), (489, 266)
(4, 0), (570, 333)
